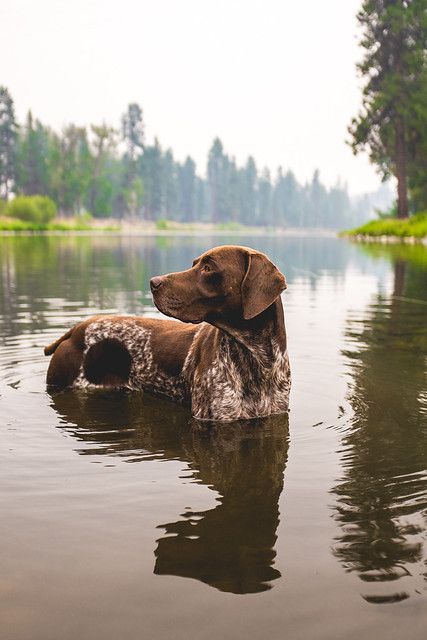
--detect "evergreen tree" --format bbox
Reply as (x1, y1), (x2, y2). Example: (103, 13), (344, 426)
(121, 103), (144, 161)
(239, 157), (258, 224)
(162, 149), (178, 218)
(0, 86), (18, 201)
(59, 125), (92, 214)
(207, 138), (228, 222)
(258, 168), (272, 225)
(121, 103), (145, 217)
(89, 124), (116, 217)
(272, 168), (297, 227)
(309, 170), (328, 227)
(178, 156), (196, 221)
(16, 112), (50, 196)
(141, 138), (163, 219)
(195, 177), (208, 221)
(349, 0), (427, 218)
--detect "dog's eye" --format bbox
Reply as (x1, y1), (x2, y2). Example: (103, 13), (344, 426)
(201, 264), (212, 273)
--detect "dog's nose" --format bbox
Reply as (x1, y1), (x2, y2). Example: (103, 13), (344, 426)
(150, 276), (164, 292)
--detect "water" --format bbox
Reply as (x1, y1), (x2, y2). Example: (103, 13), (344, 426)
(0, 234), (426, 639)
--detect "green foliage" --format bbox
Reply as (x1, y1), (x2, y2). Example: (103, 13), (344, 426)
(76, 210), (93, 224)
(0, 86), (18, 200)
(216, 221), (243, 231)
(0, 217), (119, 231)
(155, 218), (169, 230)
(345, 211), (427, 238)
(6, 195), (57, 223)
(349, 0), (427, 217)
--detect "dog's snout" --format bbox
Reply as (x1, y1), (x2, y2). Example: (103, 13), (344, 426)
(150, 276), (164, 292)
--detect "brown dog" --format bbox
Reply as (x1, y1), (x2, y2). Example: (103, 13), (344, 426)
(44, 245), (291, 421)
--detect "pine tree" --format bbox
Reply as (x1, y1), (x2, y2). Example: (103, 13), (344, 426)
(0, 86), (18, 201)
(89, 123), (116, 217)
(16, 111), (51, 196)
(207, 138), (226, 223)
(121, 103), (145, 217)
(349, 0), (427, 218)
(178, 157), (196, 221)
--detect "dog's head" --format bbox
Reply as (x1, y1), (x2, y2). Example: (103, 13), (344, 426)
(150, 245), (286, 325)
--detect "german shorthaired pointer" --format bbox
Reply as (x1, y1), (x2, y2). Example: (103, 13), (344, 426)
(45, 245), (291, 421)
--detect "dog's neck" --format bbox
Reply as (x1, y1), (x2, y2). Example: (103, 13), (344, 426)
(208, 297), (287, 367)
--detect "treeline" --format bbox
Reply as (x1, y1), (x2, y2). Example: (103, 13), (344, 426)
(1, 86), (373, 227)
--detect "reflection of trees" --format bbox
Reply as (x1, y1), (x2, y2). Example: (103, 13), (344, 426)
(0, 235), (358, 340)
(51, 391), (289, 594)
(333, 248), (427, 603)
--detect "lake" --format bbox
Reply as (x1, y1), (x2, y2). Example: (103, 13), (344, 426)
(0, 234), (426, 639)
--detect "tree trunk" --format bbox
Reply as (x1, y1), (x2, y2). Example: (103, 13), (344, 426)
(395, 116), (409, 219)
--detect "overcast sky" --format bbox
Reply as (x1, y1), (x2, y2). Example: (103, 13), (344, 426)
(1, 0), (380, 194)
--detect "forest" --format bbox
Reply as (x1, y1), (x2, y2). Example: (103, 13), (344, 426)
(0, 89), (388, 229)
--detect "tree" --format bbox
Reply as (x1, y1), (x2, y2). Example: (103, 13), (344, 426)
(16, 112), (51, 196)
(239, 157), (258, 224)
(349, 0), (427, 218)
(89, 123), (117, 217)
(141, 138), (163, 219)
(258, 168), (272, 225)
(59, 125), (92, 214)
(162, 150), (178, 218)
(207, 138), (229, 223)
(121, 103), (144, 161)
(272, 168), (299, 227)
(120, 103), (145, 217)
(0, 86), (18, 201)
(178, 156), (196, 221)
(308, 170), (328, 227)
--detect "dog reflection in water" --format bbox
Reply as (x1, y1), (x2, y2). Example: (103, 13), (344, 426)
(51, 390), (289, 594)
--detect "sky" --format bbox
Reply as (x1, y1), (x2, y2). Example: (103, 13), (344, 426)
(1, 0), (381, 195)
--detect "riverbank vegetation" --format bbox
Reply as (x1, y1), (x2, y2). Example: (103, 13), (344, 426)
(343, 211), (427, 240)
(0, 87), (389, 231)
(347, 0), (427, 240)
(0, 194), (118, 231)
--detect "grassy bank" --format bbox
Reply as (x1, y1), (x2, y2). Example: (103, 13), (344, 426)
(342, 212), (427, 240)
(0, 217), (120, 232)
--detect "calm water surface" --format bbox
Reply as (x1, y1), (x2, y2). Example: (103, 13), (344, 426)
(0, 235), (426, 639)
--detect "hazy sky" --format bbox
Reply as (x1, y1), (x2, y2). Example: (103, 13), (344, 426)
(1, 0), (380, 194)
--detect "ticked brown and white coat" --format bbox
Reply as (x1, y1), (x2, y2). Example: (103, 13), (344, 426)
(45, 245), (291, 422)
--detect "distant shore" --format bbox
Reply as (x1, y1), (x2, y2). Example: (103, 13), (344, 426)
(0, 218), (338, 238)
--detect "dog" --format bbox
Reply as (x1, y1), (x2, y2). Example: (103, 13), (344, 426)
(44, 245), (291, 421)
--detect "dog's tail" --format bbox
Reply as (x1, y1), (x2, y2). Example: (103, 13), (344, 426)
(44, 327), (74, 356)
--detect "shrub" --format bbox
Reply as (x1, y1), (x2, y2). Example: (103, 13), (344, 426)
(6, 195), (57, 224)
(156, 218), (169, 230)
(217, 221), (243, 231)
(77, 210), (93, 224)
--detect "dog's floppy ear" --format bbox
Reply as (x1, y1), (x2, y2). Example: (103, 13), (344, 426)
(241, 251), (287, 320)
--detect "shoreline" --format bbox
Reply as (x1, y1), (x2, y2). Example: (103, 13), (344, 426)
(342, 233), (427, 245)
(0, 227), (339, 238)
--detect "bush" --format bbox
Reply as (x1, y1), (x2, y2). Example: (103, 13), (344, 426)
(6, 195), (57, 224)
(217, 221), (243, 231)
(156, 218), (169, 230)
(76, 210), (93, 224)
